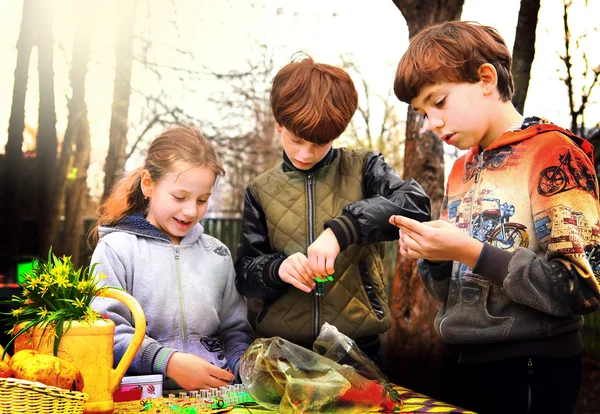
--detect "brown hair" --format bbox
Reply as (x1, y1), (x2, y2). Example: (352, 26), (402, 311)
(271, 54), (358, 144)
(394, 20), (514, 104)
(89, 126), (224, 244)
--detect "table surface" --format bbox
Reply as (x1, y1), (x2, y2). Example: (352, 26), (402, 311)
(113, 384), (476, 413)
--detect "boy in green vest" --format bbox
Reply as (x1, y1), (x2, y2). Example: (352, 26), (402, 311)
(234, 54), (431, 366)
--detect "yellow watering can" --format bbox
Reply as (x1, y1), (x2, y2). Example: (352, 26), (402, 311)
(13, 288), (146, 414)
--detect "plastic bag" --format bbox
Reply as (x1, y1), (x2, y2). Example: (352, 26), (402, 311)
(239, 323), (401, 413)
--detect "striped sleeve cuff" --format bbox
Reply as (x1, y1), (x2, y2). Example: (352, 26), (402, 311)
(325, 213), (360, 252)
(141, 340), (178, 375)
(264, 256), (286, 289)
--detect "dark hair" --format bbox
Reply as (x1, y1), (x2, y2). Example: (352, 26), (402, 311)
(90, 126), (224, 244)
(394, 20), (514, 103)
(271, 54), (358, 144)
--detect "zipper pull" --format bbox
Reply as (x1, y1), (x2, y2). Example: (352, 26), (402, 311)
(527, 358), (533, 375)
(174, 246), (180, 259)
(474, 153), (484, 183)
(315, 281), (324, 296)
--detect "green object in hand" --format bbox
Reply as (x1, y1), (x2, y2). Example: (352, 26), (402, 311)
(314, 276), (334, 296)
(314, 276), (334, 283)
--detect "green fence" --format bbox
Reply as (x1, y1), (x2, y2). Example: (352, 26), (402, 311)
(584, 309), (600, 355)
(201, 218), (243, 258)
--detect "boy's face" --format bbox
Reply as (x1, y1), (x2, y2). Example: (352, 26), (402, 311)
(278, 125), (334, 170)
(411, 81), (494, 150)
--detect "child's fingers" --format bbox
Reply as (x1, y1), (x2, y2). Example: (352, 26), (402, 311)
(305, 252), (329, 278)
(289, 263), (316, 290)
(400, 232), (426, 257)
(325, 256), (335, 275)
(296, 256), (319, 281)
(282, 274), (312, 293)
(209, 365), (234, 382)
(389, 215), (403, 227)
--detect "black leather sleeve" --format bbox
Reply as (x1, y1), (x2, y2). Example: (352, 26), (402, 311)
(234, 185), (287, 301)
(326, 152), (431, 249)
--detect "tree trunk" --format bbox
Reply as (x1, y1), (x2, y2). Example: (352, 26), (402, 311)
(102, 0), (138, 201)
(511, 0), (541, 114)
(0, 0), (35, 274)
(392, 0), (464, 38)
(35, 0), (58, 256)
(48, 1), (93, 256)
(63, 112), (91, 267)
(387, 0), (463, 399)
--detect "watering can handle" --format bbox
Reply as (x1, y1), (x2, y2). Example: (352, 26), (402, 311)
(100, 288), (147, 393)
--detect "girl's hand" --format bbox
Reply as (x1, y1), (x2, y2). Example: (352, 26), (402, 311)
(389, 215), (483, 268)
(166, 352), (233, 391)
(279, 252), (316, 293)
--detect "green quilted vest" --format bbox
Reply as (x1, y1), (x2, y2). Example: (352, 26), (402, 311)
(249, 148), (391, 347)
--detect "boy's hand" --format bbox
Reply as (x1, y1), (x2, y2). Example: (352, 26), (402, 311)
(389, 215), (483, 268)
(166, 352), (233, 391)
(307, 228), (340, 277)
(279, 252), (316, 293)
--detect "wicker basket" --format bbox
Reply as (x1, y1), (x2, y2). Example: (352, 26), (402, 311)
(0, 377), (87, 414)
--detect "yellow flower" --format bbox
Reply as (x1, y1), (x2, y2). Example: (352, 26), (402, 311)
(47, 326), (58, 339)
(54, 273), (69, 288)
(77, 280), (90, 292)
(81, 308), (99, 324)
(38, 307), (49, 318)
(4, 247), (112, 358)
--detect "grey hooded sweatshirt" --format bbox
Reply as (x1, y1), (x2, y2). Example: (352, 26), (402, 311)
(91, 214), (253, 379)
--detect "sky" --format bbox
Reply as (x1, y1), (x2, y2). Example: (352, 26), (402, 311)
(0, 0), (599, 200)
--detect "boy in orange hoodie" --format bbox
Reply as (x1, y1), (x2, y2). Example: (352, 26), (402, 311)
(390, 21), (600, 414)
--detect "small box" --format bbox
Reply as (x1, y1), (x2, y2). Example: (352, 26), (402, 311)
(114, 374), (163, 402)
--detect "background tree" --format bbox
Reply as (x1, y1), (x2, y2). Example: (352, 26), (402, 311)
(340, 55), (405, 172)
(35, 0), (58, 256)
(0, 0), (36, 273)
(47, 1), (94, 260)
(59, 2), (94, 265)
(511, 0), (541, 114)
(560, 0), (600, 176)
(202, 45), (282, 215)
(102, 0), (138, 201)
(387, 0), (464, 398)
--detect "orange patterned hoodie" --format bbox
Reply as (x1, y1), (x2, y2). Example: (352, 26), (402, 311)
(419, 117), (600, 363)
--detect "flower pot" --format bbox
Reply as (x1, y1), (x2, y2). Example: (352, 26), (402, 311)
(13, 288), (146, 414)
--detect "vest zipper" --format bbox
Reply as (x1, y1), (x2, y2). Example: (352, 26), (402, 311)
(174, 246), (188, 352)
(307, 173), (321, 341)
(527, 357), (533, 413)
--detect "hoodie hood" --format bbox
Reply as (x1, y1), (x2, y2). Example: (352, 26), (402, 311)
(98, 212), (204, 245)
(465, 116), (595, 167)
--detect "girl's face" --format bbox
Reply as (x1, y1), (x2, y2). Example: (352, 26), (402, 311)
(142, 165), (216, 245)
